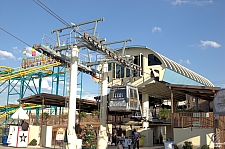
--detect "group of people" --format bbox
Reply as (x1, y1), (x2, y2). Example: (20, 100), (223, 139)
(109, 126), (141, 149)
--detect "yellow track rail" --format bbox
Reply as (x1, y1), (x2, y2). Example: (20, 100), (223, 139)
(0, 66), (14, 73)
(0, 109), (17, 119)
(0, 105), (42, 119)
(0, 61), (61, 81)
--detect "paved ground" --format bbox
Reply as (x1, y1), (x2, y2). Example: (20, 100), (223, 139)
(0, 144), (164, 149)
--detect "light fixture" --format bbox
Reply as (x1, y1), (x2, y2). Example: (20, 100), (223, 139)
(97, 44), (102, 49)
(101, 46), (105, 51)
(93, 40), (98, 47)
(88, 37), (93, 42)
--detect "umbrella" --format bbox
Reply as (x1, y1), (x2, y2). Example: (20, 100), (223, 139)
(11, 107), (29, 120)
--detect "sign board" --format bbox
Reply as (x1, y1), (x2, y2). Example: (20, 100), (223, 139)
(193, 121), (200, 126)
(56, 128), (65, 141)
(213, 89), (225, 114)
(7, 126), (19, 147)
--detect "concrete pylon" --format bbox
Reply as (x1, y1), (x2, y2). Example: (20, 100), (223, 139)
(142, 93), (149, 128)
(67, 46), (79, 149)
(97, 63), (108, 149)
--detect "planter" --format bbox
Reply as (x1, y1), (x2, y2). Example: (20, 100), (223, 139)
(139, 138), (144, 147)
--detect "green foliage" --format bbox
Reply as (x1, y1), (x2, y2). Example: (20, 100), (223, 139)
(174, 144), (179, 149)
(201, 144), (209, 149)
(140, 134), (146, 138)
(42, 112), (49, 119)
(91, 110), (100, 115)
(158, 107), (171, 120)
(81, 124), (96, 149)
(182, 141), (193, 149)
(28, 139), (37, 146)
(79, 112), (87, 118)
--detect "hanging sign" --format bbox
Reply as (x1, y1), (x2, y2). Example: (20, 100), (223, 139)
(213, 89), (225, 114)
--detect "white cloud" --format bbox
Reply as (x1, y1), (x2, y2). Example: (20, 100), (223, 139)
(0, 50), (16, 59)
(179, 59), (191, 64)
(186, 59), (191, 64)
(25, 77), (52, 91)
(222, 84), (225, 89)
(170, 0), (213, 6)
(179, 59), (183, 64)
(24, 47), (41, 57)
(171, 0), (189, 5)
(199, 40), (221, 49)
(81, 93), (97, 101)
(12, 47), (18, 50)
(152, 27), (162, 33)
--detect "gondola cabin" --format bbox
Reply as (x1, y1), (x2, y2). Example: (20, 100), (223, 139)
(109, 85), (140, 112)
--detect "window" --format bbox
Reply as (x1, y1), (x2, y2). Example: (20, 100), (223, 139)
(126, 68), (130, 77)
(116, 65), (121, 78)
(116, 65), (124, 78)
(148, 54), (162, 66)
(130, 88), (134, 98)
(108, 63), (112, 71)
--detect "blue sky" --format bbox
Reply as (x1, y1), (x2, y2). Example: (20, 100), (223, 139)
(0, 0), (224, 105)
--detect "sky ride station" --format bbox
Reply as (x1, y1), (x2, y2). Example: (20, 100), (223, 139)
(0, 17), (224, 149)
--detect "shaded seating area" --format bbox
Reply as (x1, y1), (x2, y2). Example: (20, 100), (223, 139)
(17, 93), (99, 147)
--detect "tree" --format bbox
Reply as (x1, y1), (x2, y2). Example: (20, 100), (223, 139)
(158, 107), (171, 120)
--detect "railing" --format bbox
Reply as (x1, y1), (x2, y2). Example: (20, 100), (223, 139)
(173, 112), (214, 128)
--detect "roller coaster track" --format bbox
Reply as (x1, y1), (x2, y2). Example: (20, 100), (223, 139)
(0, 61), (61, 81)
(0, 105), (42, 119)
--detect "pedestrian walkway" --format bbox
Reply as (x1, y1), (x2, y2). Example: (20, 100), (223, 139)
(108, 145), (164, 149)
(0, 144), (164, 149)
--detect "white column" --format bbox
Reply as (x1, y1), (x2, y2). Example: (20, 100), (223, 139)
(97, 63), (108, 149)
(142, 93), (149, 128)
(67, 46), (79, 149)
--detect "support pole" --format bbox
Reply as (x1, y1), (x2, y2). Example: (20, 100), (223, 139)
(213, 91), (218, 149)
(170, 86), (174, 141)
(40, 97), (44, 147)
(67, 46), (79, 149)
(97, 63), (108, 149)
(142, 93), (149, 128)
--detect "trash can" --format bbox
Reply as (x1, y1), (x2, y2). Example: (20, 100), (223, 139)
(2, 136), (8, 145)
(164, 138), (174, 149)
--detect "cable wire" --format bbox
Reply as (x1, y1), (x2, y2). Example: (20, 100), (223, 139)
(33, 0), (70, 27)
(0, 28), (32, 47)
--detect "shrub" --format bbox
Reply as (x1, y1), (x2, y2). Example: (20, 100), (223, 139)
(158, 107), (171, 119)
(183, 141), (193, 149)
(201, 144), (209, 149)
(79, 112), (87, 118)
(91, 110), (100, 115)
(174, 144), (179, 149)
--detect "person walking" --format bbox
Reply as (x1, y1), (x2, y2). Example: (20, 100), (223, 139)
(133, 128), (140, 149)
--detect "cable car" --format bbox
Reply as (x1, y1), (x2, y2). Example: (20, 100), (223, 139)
(108, 85), (141, 113)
